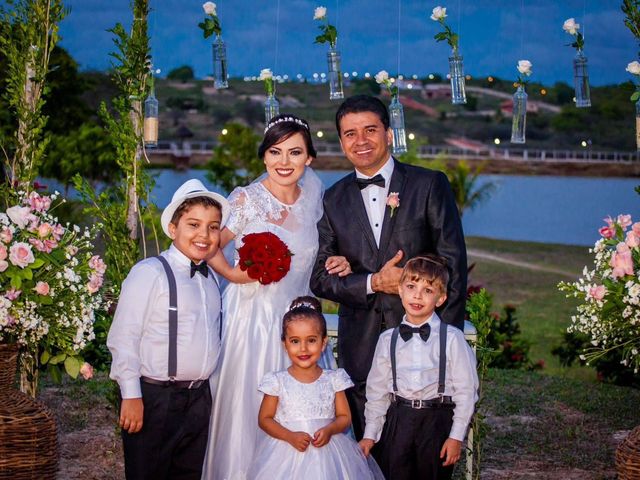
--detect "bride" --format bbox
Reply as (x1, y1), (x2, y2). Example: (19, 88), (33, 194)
(203, 114), (349, 480)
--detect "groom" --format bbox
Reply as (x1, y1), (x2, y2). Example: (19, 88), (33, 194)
(310, 95), (467, 440)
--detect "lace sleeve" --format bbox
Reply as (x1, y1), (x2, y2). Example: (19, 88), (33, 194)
(330, 368), (354, 392)
(258, 371), (281, 396)
(225, 187), (250, 235)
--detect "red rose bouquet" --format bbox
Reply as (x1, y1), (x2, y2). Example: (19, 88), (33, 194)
(238, 232), (293, 285)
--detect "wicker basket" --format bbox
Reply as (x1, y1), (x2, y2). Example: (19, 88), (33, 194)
(0, 343), (58, 479)
(617, 425), (640, 480)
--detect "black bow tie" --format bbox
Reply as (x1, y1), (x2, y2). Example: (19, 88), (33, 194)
(399, 323), (431, 342)
(355, 174), (385, 190)
(190, 261), (209, 278)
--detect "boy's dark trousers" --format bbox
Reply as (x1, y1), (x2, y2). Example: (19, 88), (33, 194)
(373, 401), (455, 480)
(121, 380), (212, 480)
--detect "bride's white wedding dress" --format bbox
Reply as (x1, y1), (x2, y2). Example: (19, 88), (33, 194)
(202, 168), (332, 480)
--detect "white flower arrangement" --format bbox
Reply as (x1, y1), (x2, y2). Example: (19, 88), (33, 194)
(559, 214), (640, 373)
(0, 190), (108, 379)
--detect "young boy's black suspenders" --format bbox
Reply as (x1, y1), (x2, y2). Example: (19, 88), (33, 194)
(389, 320), (454, 407)
(155, 256), (179, 380)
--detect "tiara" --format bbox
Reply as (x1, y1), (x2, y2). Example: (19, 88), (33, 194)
(289, 301), (318, 311)
(264, 116), (309, 134)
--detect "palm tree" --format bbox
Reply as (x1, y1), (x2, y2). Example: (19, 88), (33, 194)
(446, 160), (496, 217)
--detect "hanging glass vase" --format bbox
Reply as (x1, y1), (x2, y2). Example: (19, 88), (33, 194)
(573, 49), (591, 108)
(511, 85), (527, 144)
(636, 99), (640, 151)
(264, 92), (279, 124)
(448, 48), (467, 105)
(327, 44), (344, 100)
(144, 88), (159, 148)
(389, 94), (407, 155)
(212, 34), (228, 89)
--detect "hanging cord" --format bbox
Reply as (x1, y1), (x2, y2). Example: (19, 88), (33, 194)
(397, 0), (401, 77)
(582, 0), (587, 41)
(520, 0), (524, 58)
(274, 0), (280, 73)
(457, 0), (461, 51)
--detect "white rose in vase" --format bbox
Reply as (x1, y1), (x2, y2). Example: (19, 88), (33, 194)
(430, 6), (447, 21)
(562, 18), (580, 35)
(626, 61), (640, 75)
(517, 60), (532, 76)
(314, 6), (327, 20)
(202, 1), (216, 16)
(374, 70), (389, 85)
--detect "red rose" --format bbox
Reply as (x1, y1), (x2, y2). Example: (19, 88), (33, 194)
(247, 264), (264, 280)
(237, 232), (293, 285)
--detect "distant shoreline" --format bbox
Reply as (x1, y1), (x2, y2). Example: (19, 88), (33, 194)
(147, 152), (640, 178)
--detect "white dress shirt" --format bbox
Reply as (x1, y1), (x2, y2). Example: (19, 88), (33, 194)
(363, 313), (478, 442)
(355, 156), (394, 294)
(108, 244), (222, 399)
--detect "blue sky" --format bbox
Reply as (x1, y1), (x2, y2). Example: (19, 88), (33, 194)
(58, 0), (637, 86)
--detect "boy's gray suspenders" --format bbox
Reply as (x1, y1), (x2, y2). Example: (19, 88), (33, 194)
(156, 256), (178, 380)
(390, 320), (448, 400)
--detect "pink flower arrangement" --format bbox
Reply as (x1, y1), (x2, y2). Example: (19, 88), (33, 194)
(0, 190), (109, 382)
(559, 213), (640, 373)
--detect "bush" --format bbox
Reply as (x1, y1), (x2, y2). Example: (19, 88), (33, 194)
(552, 331), (640, 388)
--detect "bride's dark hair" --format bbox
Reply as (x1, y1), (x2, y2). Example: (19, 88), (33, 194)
(259, 114), (317, 160)
(281, 295), (327, 340)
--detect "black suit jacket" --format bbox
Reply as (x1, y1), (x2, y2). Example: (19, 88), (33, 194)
(310, 160), (467, 382)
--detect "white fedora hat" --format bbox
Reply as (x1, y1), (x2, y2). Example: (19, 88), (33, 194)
(160, 179), (230, 237)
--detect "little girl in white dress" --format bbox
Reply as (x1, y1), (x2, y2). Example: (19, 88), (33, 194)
(248, 297), (383, 480)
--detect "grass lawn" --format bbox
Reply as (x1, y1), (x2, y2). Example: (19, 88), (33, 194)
(466, 236), (595, 380)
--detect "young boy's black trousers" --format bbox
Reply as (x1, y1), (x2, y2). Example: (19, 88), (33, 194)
(373, 401), (456, 480)
(122, 380), (212, 480)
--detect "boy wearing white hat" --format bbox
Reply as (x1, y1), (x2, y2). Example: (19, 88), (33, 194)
(107, 179), (229, 480)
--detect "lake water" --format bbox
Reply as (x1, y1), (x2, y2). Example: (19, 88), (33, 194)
(141, 169), (640, 247)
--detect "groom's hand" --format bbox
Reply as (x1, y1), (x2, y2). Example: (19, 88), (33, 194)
(371, 250), (403, 294)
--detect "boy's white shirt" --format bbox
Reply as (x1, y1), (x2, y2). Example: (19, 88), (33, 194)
(363, 312), (479, 442)
(107, 244), (222, 399)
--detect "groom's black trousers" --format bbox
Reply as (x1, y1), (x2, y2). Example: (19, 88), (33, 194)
(121, 380), (211, 480)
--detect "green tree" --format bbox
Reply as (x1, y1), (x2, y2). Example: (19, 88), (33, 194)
(205, 123), (262, 193)
(446, 160), (495, 217)
(167, 65), (194, 82)
(43, 122), (117, 188)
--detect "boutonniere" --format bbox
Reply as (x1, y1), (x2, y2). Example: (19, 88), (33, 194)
(386, 192), (400, 217)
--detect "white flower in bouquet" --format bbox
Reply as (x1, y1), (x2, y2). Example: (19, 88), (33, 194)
(0, 190), (109, 380)
(559, 214), (640, 373)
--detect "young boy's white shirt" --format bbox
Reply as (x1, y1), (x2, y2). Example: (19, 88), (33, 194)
(108, 244), (222, 399)
(363, 312), (478, 442)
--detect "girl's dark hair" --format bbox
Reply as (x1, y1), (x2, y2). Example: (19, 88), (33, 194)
(258, 114), (317, 159)
(281, 295), (327, 340)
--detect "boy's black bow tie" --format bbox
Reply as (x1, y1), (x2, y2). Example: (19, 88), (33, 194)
(355, 174), (385, 190)
(399, 323), (431, 342)
(190, 261), (209, 278)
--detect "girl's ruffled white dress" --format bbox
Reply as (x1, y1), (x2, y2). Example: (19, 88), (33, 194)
(202, 168), (335, 480)
(248, 369), (384, 480)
